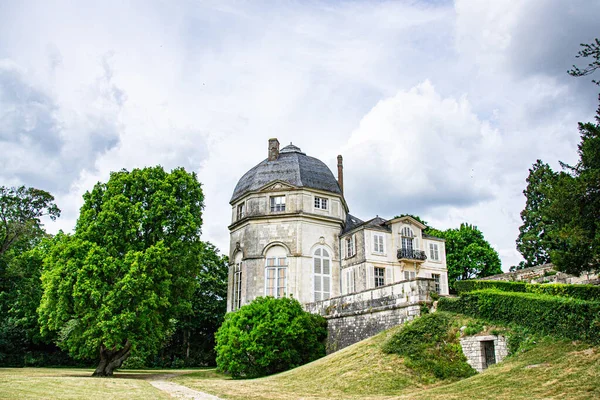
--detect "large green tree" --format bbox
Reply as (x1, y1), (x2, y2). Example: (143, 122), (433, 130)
(544, 107), (600, 275)
(38, 166), (205, 376)
(516, 160), (557, 268)
(428, 223), (502, 288)
(0, 186), (65, 367)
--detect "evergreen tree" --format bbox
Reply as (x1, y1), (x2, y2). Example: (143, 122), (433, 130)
(516, 160), (557, 268)
(546, 105), (600, 275)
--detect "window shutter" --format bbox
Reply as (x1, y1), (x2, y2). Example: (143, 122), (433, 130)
(367, 265), (374, 289)
(386, 267), (393, 285)
(415, 237), (420, 251)
(441, 273), (448, 295)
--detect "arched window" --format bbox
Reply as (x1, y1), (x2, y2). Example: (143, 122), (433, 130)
(232, 252), (243, 310)
(265, 246), (287, 298)
(401, 226), (414, 252)
(314, 247), (331, 301)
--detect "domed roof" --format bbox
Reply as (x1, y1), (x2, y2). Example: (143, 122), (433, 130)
(231, 144), (342, 203)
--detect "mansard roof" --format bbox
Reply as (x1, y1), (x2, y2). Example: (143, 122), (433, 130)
(231, 144), (343, 203)
(341, 215), (392, 236)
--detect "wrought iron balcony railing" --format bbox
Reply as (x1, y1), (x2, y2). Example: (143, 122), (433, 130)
(397, 248), (427, 261)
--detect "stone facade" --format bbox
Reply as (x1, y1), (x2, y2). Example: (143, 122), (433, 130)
(304, 278), (435, 352)
(340, 216), (449, 296)
(460, 335), (508, 372)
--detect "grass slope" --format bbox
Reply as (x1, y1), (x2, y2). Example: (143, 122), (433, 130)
(0, 369), (175, 400)
(399, 338), (600, 400)
(174, 320), (600, 400)
(174, 326), (429, 400)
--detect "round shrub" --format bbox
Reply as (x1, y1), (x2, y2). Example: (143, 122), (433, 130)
(215, 297), (327, 378)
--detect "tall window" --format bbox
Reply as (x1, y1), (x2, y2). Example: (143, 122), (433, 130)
(265, 247), (287, 298)
(401, 226), (414, 251)
(346, 236), (355, 258)
(374, 267), (385, 287)
(345, 268), (356, 294)
(270, 195), (286, 212)
(432, 273), (441, 294)
(233, 261), (242, 310)
(429, 243), (439, 261)
(237, 203), (245, 220)
(313, 248), (331, 301)
(373, 233), (385, 253)
(314, 197), (328, 210)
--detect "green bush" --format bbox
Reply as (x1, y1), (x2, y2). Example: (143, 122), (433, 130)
(454, 280), (600, 301)
(215, 297), (327, 379)
(382, 312), (475, 381)
(438, 289), (600, 343)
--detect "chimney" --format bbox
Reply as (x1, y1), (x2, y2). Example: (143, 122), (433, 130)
(337, 155), (344, 194)
(268, 138), (280, 161)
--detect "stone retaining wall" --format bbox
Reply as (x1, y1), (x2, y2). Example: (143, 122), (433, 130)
(304, 278), (435, 352)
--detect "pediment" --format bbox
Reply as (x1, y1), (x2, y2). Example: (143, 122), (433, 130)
(259, 180), (297, 192)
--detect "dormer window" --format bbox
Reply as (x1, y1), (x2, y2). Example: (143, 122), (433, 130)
(401, 226), (414, 251)
(237, 203), (245, 220)
(314, 196), (328, 210)
(270, 196), (286, 212)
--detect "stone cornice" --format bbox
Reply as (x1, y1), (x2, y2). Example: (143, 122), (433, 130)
(228, 210), (345, 231)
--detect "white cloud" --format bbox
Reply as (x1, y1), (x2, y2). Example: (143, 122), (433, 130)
(1, 0), (598, 269)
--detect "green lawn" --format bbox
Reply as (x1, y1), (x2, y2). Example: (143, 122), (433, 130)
(0, 368), (178, 400)
(1, 327), (598, 400)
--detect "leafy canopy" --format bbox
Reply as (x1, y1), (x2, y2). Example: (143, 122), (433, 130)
(215, 296), (327, 379)
(0, 186), (66, 367)
(38, 166), (205, 370)
(427, 223), (502, 288)
(0, 186), (60, 256)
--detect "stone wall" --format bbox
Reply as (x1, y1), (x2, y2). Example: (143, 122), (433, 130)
(484, 263), (600, 285)
(459, 335), (508, 372)
(304, 278), (434, 353)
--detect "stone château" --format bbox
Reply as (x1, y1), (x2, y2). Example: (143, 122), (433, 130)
(227, 138), (449, 349)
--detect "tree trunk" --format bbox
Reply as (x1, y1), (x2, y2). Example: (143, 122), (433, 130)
(92, 340), (132, 377)
(185, 329), (190, 359)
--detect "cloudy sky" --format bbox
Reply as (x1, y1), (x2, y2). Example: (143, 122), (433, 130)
(1, 0), (598, 269)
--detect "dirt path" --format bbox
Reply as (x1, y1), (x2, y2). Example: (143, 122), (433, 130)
(146, 373), (222, 400)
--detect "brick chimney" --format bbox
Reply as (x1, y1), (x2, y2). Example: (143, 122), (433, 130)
(268, 138), (280, 161)
(337, 155), (344, 194)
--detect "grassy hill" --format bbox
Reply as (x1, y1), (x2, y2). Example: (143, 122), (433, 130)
(174, 315), (600, 400)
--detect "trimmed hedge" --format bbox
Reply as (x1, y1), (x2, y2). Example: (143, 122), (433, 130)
(438, 289), (600, 344)
(454, 280), (600, 301)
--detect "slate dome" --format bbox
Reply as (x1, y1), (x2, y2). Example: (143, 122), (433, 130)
(230, 143), (342, 203)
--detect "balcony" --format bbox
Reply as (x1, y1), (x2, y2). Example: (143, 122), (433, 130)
(397, 248), (427, 263)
